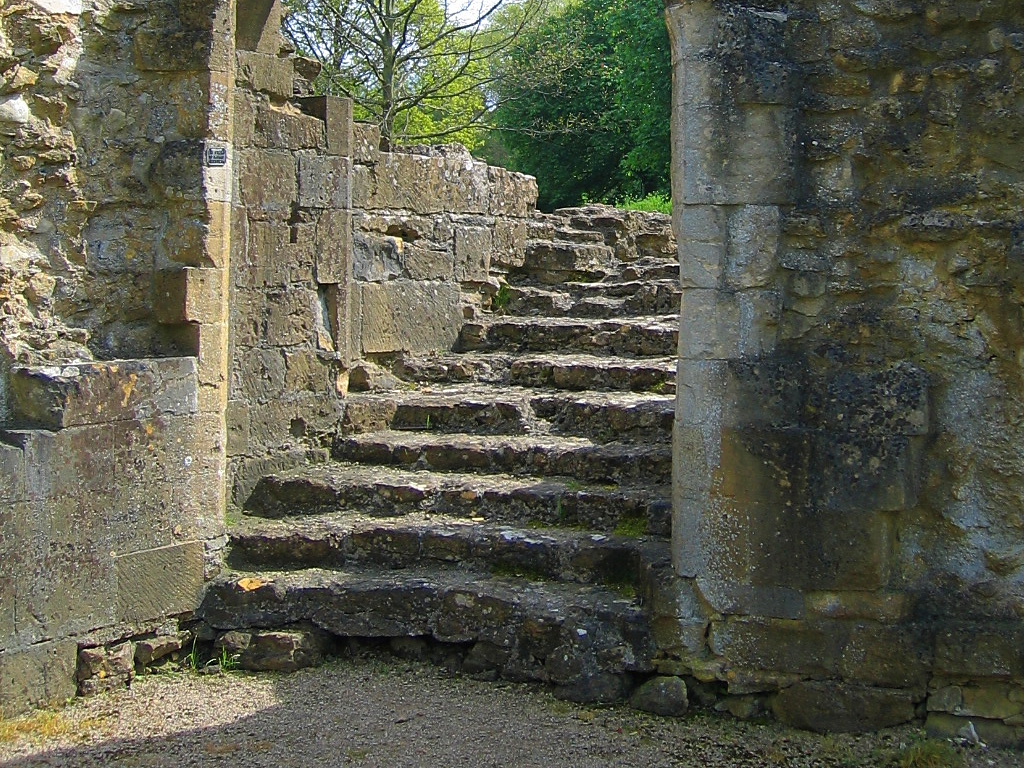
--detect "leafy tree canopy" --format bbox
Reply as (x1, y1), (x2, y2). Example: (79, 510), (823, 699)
(487, 0), (671, 210)
(285, 0), (542, 151)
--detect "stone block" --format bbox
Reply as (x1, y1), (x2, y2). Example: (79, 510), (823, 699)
(195, 321), (228, 390)
(153, 268), (224, 325)
(236, 51), (294, 98)
(0, 641), (77, 717)
(0, 441), (26, 504)
(244, 219), (291, 284)
(77, 642), (134, 696)
(314, 209), (352, 285)
(839, 623), (932, 689)
(678, 288), (780, 360)
(296, 96), (353, 156)
(353, 122), (380, 164)
(926, 713), (1024, 750)
(492, 218), (527, 269)
(14, 494), (117, 642)
(351, 163), (375, 208)
(235, 0), (285, 54)
(226, 400), (251, 456)
(360, 281), (462, 355)
(233, 90), (256, 148)
(934, 625), (1024, 679)
(266, 289), (319, 347)
(353, 233), (403, 282)
(488, 166), (537, 217)
(115, 541), (205, 626)
(297, 154), (352, 209)
(709, 618), (844, 678)
(811, 432), (921, 514)
(773, 682), (916, 733)
(725, 206), (780, 289)
(255, 104), (326, 150)
(630, 676), (689, 717)
(238, 149), (296, 220)
(6, 359), (198, 431)
(680, 105), (795, 206)
(217, 626), (331, 672)
(149, 141), (203, 201)
(404, 244), (455, 281)
(454, 226), (493, 282)
(134, 27), (207, 72)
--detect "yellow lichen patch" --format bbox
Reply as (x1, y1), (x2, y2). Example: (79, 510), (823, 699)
(237, 577), (269, 592)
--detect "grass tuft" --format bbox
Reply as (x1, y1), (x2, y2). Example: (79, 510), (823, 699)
(892, 740), (963, 768)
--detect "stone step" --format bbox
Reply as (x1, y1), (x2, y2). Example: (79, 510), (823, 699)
(342, 385), (674, 442)
(393, 352), (514, 386)
(504, 283), (680, 319)
(333, 431), (671, 484)
(198, 565), (656, 702)
(510, 354), (675, 394)
(531, 390), (674, 443)
(227, 514), (669, 587)
(517, 240), (618, 284)
(392, 353), (675, 394)
(622, 261), (680, 281)
(244, 463), (672, 536)
(458, 316), (679, 357)
(342, 387), (533, 435)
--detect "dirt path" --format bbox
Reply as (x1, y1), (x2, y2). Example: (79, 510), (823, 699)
(0, 658), (1017, 768)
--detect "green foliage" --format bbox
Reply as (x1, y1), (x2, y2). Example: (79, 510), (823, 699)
(488, 0), (671, 209)
(285, 0), (539, 150)
(618, 192), (672, 215)
(492, 283), (512, 312)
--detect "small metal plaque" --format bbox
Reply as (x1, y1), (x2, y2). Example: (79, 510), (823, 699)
(204, 146), (228, 168)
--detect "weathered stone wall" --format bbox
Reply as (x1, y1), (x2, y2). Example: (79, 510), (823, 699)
(350, 138), (536, 355)
(225, 11), (537, 514)
(668, 0), (1024, 743)
(0, 0), (234, 715)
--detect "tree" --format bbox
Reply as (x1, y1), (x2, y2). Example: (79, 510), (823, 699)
(284, 0), (543, 151)
(488, 0), (671, 210)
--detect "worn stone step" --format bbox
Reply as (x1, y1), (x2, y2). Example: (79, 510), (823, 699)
(333, 431), (671, 484)
(228, 514), (669, 586)
(503, 283), (680, 320)
(510, 354), (675, 394)
(530, 391), (674, 443)
(622, 261), (679, 281)
(503, 285), (627, 319)
(198, 565), (656, 702)
(459, 316), (679, 357)
(393, 352), (514, 386)
(244, 463), (672, 536)
(517, 240), (618, 284)
(342, 387), (532, 435)
(392, 352), (675, 394)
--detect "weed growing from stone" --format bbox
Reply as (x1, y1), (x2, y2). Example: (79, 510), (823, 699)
(492, 284), (512, 313)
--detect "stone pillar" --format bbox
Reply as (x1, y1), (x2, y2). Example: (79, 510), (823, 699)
(668, 0), (795, 614)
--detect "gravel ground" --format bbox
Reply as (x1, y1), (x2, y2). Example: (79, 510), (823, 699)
(0, 658), (1019, 768)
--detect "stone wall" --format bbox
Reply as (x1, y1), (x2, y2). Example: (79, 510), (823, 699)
(225, 12), (536, 515)
(668, 0), (1024, 744)
(0, 0), (234, 715)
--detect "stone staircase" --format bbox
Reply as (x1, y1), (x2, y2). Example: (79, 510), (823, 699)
(200, 206), (685, 703)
